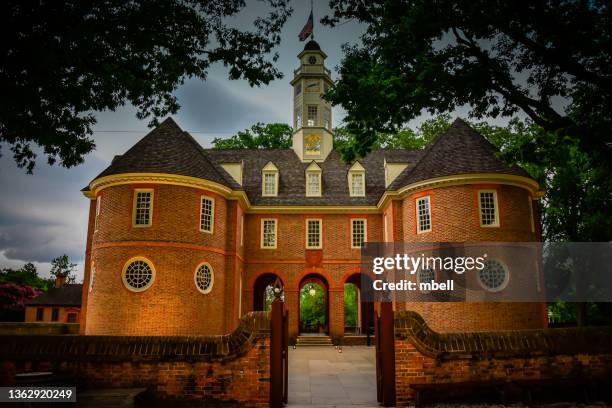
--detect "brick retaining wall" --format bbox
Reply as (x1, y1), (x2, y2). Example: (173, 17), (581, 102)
(394, 311), (612, 406)
(0, 312), (271, 406)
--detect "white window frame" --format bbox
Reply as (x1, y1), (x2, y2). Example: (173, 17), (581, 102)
(261, 218), (277, 249)
(262, 171), (279, 197)
(194, 262), (214, 294)
(132, 189), (153, 227)
(307, 105), (318, 126)
(349, 172), (365, 197)
(295, 106), (302, 129)
(199, 196), (215, 233)
(306, 171), (322, 197)
(122, 256), (156, 292)
(351, 218), (367, 249)
(94, 195), (101, 232)
(305, 218), (322, 249)
(415, 196), (432, 233)
(478, 190), (500, 227)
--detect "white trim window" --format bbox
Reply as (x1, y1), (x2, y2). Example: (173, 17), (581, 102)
(479, 190), (499, 227)
(94, 195), (101, 232)
(351, 219), (367, 248)
(194, 262), (214, 294)
(478, 259), (509, 292)
(133, 189), (153, 227)
(307, 105), (318, 126)
(306, 171), (321, 196)
(261, 219), (277, 249)
(262, 162), (279, 197)
(295, 106), (302, 129)
(122, 257), (155, 292)
(416, 196), (432, 233)
(306, 219), (322, 249)
(89, 262), (95, 292)
(200, 196), (215, 233)
(350, 173), (365, 196)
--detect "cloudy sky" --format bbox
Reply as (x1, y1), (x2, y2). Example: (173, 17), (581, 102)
(0, 1), (484, 281)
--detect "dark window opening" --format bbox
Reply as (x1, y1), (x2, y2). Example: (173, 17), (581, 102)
(51, 308), (59, 322)
(36, 308), (44, 321)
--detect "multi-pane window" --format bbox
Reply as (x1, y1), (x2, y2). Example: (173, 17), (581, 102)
(240, 215), (244, 247)
(122, 258), (155, 292)
(133, 190), (153, 226)
(295, 82), (302, 96)
(36, 308), (44, 321)
(306, 219), (322, 249)
(306, 172), (321, 196)
(195, 263), (214, 294)
(200, 196), (214, 233)
(307, 105), (317, 126)
(351, 219), (367, 248)
(323, 108), (331, 129)
(263, 172), (278, 196)
(51, 308), (59, 322)
(94, 195), (101, 231)
(295, 107), (302, 129)
(350, 173), (365, 196)
(261, 219), (277, 248)
(479, 191), (499, 226)
(416, 196), (431, 233)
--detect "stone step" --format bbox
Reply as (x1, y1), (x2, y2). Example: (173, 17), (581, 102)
(296, 336), (333, 346)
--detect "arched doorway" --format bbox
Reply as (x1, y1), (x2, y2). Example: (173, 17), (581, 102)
(344, 273), (374, 336)
(298, 274), (329, 334)
(253, 273), (284, 312)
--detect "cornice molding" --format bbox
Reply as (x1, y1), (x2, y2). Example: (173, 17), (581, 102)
(378, 173), (542, 208)
(84, 172), (541, 213)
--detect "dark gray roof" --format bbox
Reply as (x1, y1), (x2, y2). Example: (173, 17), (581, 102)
(304, 40), (321, 51)
(388, 119), (530, 190)
(26, 284), (82, 307)
(89, 117), (532, 205)
(92, 118), (239, 189)
(206, 149), (422, 206)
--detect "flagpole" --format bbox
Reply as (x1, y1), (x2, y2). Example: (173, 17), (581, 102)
(311, 0), (314, 40)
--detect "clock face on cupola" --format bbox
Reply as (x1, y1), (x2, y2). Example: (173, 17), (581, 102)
(291, 40), (334, 162)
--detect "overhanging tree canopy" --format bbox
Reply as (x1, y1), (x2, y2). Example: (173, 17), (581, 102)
(1, 0), (292, 172)
(323, 0), (612, 160)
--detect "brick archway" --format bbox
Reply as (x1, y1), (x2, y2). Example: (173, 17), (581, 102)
(298, 273), (329, 335)
(253, 273), (284, 312)
(343, 272), (375, 336)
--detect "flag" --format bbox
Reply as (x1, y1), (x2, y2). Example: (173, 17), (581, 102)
(299, 11), (313, 41)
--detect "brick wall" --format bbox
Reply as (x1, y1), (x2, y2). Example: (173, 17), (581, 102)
(393, 311), (612, 406)
(1, 312), (271, 407)
(87, 184), (239, 336)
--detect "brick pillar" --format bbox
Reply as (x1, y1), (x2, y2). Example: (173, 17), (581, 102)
(285, 290), (299, 339)
(328, 288), (344, 339)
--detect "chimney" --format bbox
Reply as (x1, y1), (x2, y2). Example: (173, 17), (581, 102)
(55, 274), (66, 288)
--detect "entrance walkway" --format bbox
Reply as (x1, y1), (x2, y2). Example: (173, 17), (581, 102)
(288, 346), (377, 407)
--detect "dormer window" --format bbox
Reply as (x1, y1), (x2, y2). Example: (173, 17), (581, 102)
(305, 162), (322, 197)
(262, 162), (279, 197)
(348, 162), (366, 197)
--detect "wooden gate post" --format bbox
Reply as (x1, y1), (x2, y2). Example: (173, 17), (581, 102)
(380, 301), (396, 406)
(270, 280), (284, 408)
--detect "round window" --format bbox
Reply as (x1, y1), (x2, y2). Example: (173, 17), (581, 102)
(122, 258), (155, 292)
(195, 263), (214, 294)
(478, 259), (509, 292)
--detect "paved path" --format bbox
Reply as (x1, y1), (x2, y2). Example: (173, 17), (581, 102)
(288, 346), (378, 407)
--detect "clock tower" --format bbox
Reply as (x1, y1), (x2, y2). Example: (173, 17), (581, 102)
(290, 40), (334, 162)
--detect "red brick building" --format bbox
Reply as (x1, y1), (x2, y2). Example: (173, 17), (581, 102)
(25, 276), (81, 324)
(80, 41), (546, 338)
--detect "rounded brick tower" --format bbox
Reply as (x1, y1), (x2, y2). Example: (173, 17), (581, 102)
(81, 119), (246, 335)
(386, 119), (547, 331)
